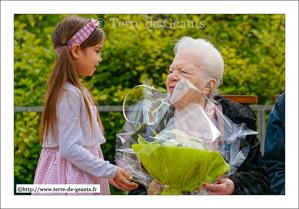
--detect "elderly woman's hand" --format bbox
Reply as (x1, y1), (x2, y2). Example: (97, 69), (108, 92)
(202, 176), (235, 195)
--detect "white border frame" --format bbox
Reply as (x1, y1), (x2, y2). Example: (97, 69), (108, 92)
(1, 1), (298, 208)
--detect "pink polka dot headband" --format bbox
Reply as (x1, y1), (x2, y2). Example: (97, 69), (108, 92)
(55, 18), (99, 57)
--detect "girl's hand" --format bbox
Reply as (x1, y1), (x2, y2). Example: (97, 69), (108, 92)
(202, 176), (235, 195)
(112, 167), (138, 192)
(108, 178), (119, 189)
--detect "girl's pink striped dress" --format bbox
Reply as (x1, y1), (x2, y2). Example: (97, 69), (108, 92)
(33, 83), (117, 195)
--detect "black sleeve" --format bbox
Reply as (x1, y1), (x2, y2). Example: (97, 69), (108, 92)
(217, 96), (271, 194)
(228, 134), (271, 195)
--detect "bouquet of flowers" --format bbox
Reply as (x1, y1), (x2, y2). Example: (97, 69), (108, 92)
(115, 78), (258, 195)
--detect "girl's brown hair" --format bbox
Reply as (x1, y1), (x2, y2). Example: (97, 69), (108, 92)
(40, 15), (105, 144)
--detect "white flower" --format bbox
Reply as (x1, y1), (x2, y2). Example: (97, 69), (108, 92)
(161, 129), (206, 150)
(162, 139), (180, 146)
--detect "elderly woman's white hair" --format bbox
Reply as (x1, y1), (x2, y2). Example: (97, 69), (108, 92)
(173, 37), (224, 103)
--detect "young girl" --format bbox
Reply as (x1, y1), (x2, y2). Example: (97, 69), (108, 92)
(33, 15), (138, 195)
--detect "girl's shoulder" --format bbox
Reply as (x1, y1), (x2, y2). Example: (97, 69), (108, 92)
(61, 82), (83, 97)
(61, 82), (91, 103)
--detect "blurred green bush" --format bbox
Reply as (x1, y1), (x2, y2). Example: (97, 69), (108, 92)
(14, 14), (285, 195)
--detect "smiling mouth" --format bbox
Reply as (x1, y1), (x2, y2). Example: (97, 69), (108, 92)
(168, 86), (175, 92)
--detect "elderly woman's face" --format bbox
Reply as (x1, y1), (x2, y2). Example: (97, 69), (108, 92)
(167, 52), (206, 108)
(167, 52), (203, 92)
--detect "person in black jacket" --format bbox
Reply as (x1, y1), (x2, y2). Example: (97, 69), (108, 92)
(128, 36), (270, 195)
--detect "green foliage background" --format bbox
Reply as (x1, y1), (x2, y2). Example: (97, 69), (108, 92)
(14, 14), (285, 195)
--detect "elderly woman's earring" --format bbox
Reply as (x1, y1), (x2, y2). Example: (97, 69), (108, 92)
(204, 84), (212, 107)
(207, 84), (212, 97)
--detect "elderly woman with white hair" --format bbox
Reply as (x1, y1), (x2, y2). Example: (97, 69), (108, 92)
(129, 37), (270, 195)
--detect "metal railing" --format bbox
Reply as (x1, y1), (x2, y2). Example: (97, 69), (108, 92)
(250, 105), (274, 155)
(14, 105), (273, 155)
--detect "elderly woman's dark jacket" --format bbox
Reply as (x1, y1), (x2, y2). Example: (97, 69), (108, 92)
(128, 96), (271, 195)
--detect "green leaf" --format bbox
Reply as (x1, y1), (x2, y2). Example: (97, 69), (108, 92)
(138, 135), (148, 144)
